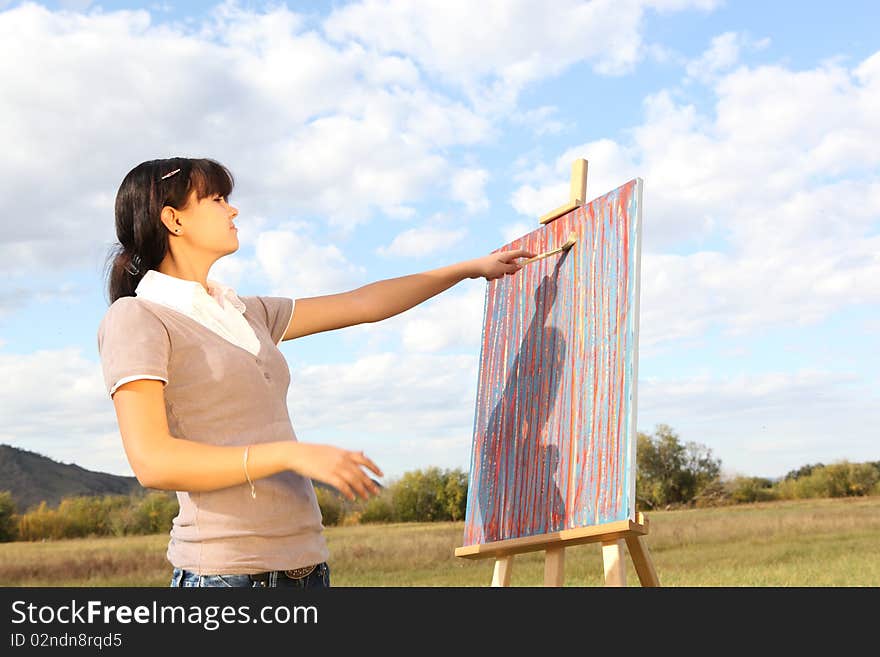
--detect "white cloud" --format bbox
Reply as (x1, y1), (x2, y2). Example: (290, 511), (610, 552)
(254, 223), (367, 298)
(685, 31), (771, 83)
(324, 0), (721, 112)
(376, 225), (468, 258)
(501, 221), (535, 245)
(0, 282), (84, 318)
(450, 168), (489, 214)
(509, 105), (569, 137)
(58, 0), (94, 11)
(686, 32), (742, 81)
(344, 279), (487, 354)
(397, 283), (486, 352)
(646, 0), (720, 10)
(291, 351), (477, 431)
(207, 250), (254, 293)
(510, 182), (568, 221)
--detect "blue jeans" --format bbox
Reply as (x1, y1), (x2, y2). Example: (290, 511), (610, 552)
(170, 563), (330, 588)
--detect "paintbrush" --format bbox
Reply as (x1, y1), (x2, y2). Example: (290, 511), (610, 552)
(519, 232), (578, 265)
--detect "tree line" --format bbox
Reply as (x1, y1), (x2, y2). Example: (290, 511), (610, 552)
(636, 424), (879, 508)
(1, 423), (877, 542)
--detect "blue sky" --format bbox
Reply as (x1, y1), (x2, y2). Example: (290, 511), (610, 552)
(0, 0), (877, 485)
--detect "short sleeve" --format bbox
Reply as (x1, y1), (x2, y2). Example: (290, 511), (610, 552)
(97, 298), (171, 399)
(244, 296), (294, 345)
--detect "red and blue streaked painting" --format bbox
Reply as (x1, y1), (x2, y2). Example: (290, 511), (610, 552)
(462, 178), (643, 547)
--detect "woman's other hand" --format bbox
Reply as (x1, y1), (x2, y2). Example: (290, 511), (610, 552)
(289, 443), (384, 501)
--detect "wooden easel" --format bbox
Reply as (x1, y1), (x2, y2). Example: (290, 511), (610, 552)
(455, 159), (660, 587)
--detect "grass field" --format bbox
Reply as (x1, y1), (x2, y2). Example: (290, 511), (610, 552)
(1, 496), (878, 586)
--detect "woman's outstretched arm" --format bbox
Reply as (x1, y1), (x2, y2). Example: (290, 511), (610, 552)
(283, 248), (536, 340)
(355, 248), (536, 324)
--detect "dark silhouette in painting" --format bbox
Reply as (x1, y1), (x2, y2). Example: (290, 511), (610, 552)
(474, 256), (569, 543)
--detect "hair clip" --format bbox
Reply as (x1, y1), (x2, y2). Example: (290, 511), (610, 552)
(160, 168), (181, 180)
(124, 252), (142, 276)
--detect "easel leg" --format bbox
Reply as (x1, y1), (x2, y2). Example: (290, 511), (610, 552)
(544, 547), (565, 587)
(625, 535), (660, 587)
(491, 556), (513, 587)
(601, 539), (627, 587)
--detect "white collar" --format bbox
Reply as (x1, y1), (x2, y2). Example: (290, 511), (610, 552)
(135, 269), (246, 315)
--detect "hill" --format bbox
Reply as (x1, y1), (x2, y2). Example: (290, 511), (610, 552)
(0, 444), (142, 513)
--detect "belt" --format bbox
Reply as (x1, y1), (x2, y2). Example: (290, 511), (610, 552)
(249, 564), (318, 583)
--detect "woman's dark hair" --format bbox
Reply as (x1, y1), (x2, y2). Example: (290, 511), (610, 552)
(104, 157), (234, 304)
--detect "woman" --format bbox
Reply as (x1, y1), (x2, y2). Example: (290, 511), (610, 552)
(97, 157), (534, 588)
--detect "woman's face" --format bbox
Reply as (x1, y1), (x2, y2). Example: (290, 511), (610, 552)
(173, 189), (240, 256)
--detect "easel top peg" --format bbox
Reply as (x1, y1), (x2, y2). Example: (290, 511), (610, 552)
(538, 158), (588, 225)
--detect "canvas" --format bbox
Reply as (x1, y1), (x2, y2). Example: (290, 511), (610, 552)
(463, 178), (643, 546)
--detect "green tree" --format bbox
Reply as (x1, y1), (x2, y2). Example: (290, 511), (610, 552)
(314, 487), (344, 526)
(56, 495), (126, 538)
(17, 501), (64, 541)
(0, 491), (18, 542)
(636, 424), (722, 509)
(391, 467), (446, 522)
(728, 476), (776, 503)
(385, 467), (469, 522)
(784, 462), (825, 481)
(359, 491), (394, 523)
(438, 469), (468, 521)
(808, 462), (878, 497)
(130, 492), (179, 534)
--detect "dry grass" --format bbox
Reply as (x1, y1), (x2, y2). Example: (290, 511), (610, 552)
(0, 533), (170, 586)
(2, 496), (878, 587)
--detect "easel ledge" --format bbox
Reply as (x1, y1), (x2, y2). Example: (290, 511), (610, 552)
(454, 512), (648, 559)
(455, 513), (659, 587)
